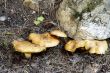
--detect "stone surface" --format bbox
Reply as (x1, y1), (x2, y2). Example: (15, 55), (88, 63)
(57, 0), (110, 40)
(56, 0), (77, 38)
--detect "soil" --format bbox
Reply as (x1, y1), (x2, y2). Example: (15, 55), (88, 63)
(0, 0), (110, 73)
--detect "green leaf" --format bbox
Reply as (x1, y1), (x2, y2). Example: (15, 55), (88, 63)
(37, 16), (45, 22)
(34, 20), (41, 25)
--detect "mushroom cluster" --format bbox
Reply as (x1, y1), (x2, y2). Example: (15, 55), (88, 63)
(21, 0), (109, 58)
(12, 30), (108, 58)
(65, 40), (108, 54)
(12, 30), (67, 58)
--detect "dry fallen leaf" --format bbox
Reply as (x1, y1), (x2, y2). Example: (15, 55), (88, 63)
(23, 0), (39, 11)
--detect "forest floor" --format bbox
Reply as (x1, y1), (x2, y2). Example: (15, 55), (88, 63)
(0, 0), (110, 73)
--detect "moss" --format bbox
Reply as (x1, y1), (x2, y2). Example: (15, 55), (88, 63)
(83, 0), (102, 12)
(74, 11), (82, 19)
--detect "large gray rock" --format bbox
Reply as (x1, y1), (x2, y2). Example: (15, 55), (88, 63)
(75, 4), (110, 39)
(56, 0), (110, 40)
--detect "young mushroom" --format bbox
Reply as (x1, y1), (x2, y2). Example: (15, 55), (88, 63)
(50, 30), (67, 37)
(12, 40), (46, 58)
(85, 40), (97, 53)
(29, 33), (60, 47)
(65, 40), (77, 52)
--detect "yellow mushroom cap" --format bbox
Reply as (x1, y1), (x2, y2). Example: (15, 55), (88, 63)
(85, 40), (97, 50)
(95, 41), (108, 54)
(75, 40), (85, 48)
(23, 0), (32, 7)
(28, 33), (44, 45)
(50, 30), (67, 37)
(65, 40), (108, 54)
(12, 40), (46, 53)
(29, 33), (60, 47)
(41, 33), (60, 47)
(65, 40), (77, 52)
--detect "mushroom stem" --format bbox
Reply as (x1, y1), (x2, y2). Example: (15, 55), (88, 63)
(25, 53), (32, 58)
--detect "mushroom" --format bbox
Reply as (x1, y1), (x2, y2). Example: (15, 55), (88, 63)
(95, 41), (108, 54)
(12, 32), (60, 58)
(75, 40), (86, 49)
(85, 40), (97, 53)
(50, 30), (67, 37)
(24, 53), (32, 58)
(65, 40), (108, 54)
(12, 40), (46, 58)
(65, 40), (77, 52)
(29, 33), (60, 47)
(65, 40), (85, 52)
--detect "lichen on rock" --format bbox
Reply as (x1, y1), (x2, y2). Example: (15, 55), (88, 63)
(75, 3), (110, 40)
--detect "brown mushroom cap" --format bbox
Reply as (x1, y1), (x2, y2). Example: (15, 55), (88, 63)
(12, 40), (46, 53)
(29, 33), (60, 47)
(50, 30), (67, 37)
